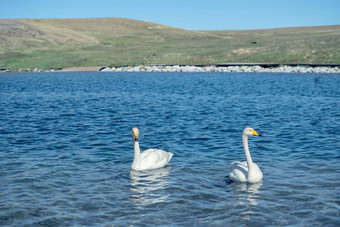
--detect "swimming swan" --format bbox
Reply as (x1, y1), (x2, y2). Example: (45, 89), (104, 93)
(229, 128), (263, 183)
(131, 127), (173, 171)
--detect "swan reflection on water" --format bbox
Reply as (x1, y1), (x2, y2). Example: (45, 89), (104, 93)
(230, 181), (263, 206)
(129, 167), (171, 205)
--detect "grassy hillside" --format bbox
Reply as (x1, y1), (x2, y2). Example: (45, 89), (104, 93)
(0, 18), (339, 69)
(205, 26), (340, 64)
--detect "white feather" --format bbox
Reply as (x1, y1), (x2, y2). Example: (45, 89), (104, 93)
(131, 128), (173, 171)
(229, 128), (263, 183)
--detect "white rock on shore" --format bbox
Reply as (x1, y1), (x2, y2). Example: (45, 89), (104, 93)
(100, 65), (340, 73)
(3, 65), (339, 73)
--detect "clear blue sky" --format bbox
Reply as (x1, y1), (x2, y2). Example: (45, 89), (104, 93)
(1, 0), (340, 30)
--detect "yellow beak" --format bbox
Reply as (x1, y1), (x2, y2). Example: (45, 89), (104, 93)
(251, 129), (262, 136)
(134, 131), (139, 140)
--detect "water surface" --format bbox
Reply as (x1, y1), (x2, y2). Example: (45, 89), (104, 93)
(0, 72), (339, 226)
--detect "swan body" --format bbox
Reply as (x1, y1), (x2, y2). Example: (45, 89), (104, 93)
(131, 127), (173, 171)
(229, 128), (263, 183)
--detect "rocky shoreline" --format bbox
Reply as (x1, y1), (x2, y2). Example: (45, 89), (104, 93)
(2, 64), (340, 73)
(101, 65), (340, 73)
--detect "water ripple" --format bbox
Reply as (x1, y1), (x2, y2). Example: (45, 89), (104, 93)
(0, 72), (339, 226)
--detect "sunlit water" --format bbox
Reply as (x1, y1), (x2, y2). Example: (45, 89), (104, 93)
(0, 72), (339, 226)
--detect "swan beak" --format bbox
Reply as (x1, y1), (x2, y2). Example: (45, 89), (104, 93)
(251, 129), (263, 136)
(133, 132), (139, 142)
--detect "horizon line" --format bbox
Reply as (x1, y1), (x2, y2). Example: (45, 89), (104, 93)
(1, 17), (340, 31)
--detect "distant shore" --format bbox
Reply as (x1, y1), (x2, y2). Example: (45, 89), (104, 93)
(101, 64), (340, 73)
(1, 64), (340, 74)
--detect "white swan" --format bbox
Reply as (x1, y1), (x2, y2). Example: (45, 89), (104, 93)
(229, 127), (263, 183)
(131, 127), (173, 171)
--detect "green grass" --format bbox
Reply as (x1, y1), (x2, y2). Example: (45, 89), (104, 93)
(0, 18), (339, 69)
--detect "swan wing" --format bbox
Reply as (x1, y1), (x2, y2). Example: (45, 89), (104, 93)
(229, 161), (248, 183)
(140, 149), (173, 170)
(247, 162), (263, 183)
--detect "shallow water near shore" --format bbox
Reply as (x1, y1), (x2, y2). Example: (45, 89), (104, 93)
(0, 72), (339, 226)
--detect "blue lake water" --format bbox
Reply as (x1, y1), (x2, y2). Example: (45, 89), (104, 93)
(0, 72), (339, 226)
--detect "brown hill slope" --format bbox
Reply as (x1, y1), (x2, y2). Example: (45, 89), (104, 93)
(0, 18), (339, 68)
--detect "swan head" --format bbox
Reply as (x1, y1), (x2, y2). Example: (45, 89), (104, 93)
(132, 127), (139, 142)
(243, 127), (262, 137)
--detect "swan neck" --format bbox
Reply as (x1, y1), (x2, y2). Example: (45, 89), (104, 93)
(242, 134), (253, 165)
(132, 141), (141, 169)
